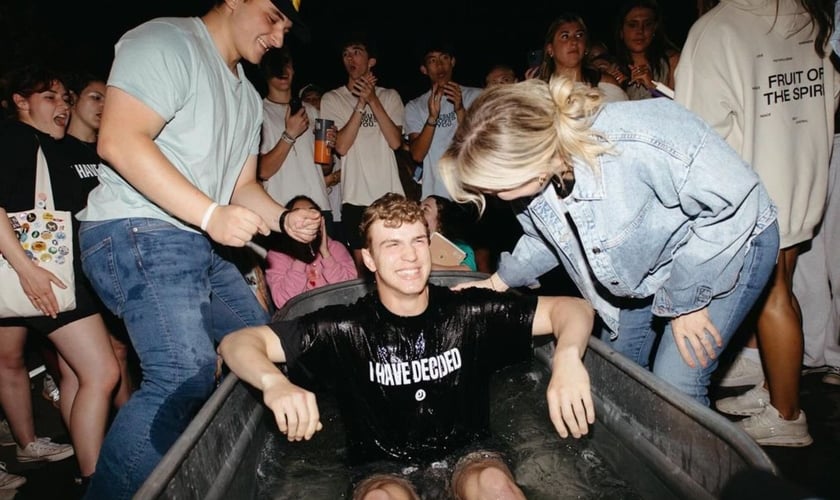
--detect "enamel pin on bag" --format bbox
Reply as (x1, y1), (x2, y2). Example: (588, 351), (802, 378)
(0, 146), (76, 317)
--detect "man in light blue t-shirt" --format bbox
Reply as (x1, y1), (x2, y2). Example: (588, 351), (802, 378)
(76, 1), (320, 498)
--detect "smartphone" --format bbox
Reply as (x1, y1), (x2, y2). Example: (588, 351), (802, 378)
(430, 232), (466, 266)
(527, 49), (544, 69)
(289, 97), (303, 114)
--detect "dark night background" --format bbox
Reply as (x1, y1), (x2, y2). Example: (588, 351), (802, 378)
(0, 0), (699, 101)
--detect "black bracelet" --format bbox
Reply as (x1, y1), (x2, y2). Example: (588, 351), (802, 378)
(278, 209), (291, 233)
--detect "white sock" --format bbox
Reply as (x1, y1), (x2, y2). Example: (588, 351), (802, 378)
(740, 346), (761, 363)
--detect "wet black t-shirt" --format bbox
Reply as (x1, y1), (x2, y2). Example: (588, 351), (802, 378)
(269, 284), (538, 465)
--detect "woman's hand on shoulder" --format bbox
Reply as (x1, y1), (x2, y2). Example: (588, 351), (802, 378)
(450, 273), (509, 292)
(451, 278), (492, 291)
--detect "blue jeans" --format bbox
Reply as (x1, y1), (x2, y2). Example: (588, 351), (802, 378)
(78, 219), (269, 499)
(605, 222), (779, 406)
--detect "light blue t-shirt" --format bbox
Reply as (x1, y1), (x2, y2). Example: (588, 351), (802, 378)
(77, 17), (263, 232)
(404, 85), (483, 200)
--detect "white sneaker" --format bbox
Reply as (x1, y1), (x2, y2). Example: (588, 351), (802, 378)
(42, 374), (60, 408)
(0, 421), (14, 447)
(738, 404), (813, 447)
(715, 384), (770, 416)
(822, 366), (840, 386)
(15, 437), (74, 463)
(0, 462), (25, 490)
(717, 352), (764, 387)
(801, 364), (829, 376)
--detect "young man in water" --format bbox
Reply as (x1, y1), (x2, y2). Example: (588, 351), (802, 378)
(219, 193), (595, 499)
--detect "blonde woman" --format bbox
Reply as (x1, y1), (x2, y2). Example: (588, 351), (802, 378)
(439, 77), (779, 406)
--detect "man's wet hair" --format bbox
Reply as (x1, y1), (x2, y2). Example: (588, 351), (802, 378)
(360, 193), (427, 247)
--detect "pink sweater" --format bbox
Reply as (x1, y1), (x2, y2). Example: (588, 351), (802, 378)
(265, 238), (358, 309)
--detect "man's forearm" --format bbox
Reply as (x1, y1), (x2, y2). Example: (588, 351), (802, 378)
(553, 300), (593, 360)
(368, 99), (402, 149)
(554, 308), (594, 359)
(218, 328), (289, 392)
(231, 181), (285, 233)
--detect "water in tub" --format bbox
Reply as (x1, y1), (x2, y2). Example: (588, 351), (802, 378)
(256, 360), (641, 499)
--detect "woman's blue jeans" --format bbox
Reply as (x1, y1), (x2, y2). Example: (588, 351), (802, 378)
(79, 218), (269, 499)
(605, 222), (779, 406)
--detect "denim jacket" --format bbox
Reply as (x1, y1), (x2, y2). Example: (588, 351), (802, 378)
(497, 99), (777, 333)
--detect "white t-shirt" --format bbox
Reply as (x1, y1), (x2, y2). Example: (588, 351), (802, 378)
(320, 85), (405, 206)
(260, 100), (330, 209)
(404, 85), (483, 200)
(78, 17), (262, 232)
(598, 82), (629, 103)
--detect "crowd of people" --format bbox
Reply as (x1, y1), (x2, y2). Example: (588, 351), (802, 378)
(0, 0), (838, 498)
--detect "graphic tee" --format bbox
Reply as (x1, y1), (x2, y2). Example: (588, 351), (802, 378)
(269, 284), (537, 465)
(0, 121), (101, 277)
(0, 121), (99, 214)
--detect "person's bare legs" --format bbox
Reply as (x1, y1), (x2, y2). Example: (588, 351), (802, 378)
(49, 314), (120, 477)
(109, 335), (134, 408)
(757, 246), (803, 419)
(353, 474), (419, 500)
(0, 326), (37, 447)
(452, 454), (525, 500)
(56, 353), (76, 429)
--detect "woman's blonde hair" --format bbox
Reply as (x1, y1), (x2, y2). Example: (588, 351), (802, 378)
(439, 77), (610, 213)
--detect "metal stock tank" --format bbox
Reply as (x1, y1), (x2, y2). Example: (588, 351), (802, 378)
(136, 272), (777, 499)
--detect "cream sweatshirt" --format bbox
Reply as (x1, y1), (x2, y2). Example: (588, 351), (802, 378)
(676, 0), (839, 247)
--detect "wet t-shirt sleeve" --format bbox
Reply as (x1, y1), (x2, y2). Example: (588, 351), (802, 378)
(268, 318), (307, 364)
(267, 305), (350, 383)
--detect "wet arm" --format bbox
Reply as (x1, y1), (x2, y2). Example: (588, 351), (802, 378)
(218, 325), (289, 381)
(532, 296), (595, 438)
(218, 326), (323, 441)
